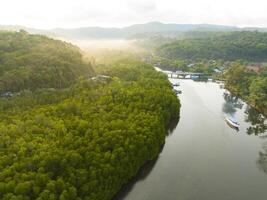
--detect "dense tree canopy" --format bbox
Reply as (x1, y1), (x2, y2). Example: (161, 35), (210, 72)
(0, 30), (94, 93)
(225, 64), (267, 116)
(0, 59), (180, 200)
(158, 31), (267, 61)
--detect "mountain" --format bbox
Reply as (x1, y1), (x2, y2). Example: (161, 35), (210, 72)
(50, 22), (240, 39)
(158, 31), (267, 61)
(0, 25), (53, 36)
(1, 22), (267, 40)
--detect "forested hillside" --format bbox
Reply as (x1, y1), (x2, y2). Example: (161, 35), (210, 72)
(158, 31), (267, 61)
(0, 59), (180, 200)
(225, 64), (267, 116)
(0, 30), (94, 93)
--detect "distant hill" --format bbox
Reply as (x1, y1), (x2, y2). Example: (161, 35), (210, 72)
(0, 30), (94, 92)
(0, 25), (53, 36)
(50, 22), (240, 39)
(1, 22), (267, 40)
(3, 21), (267, 40)
(158, 31), (267, 61)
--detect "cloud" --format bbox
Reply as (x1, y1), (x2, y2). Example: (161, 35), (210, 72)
(127, 0), (157, 14)
(1, 0), (267, 28)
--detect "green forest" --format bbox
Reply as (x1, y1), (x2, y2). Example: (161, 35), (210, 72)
(158, 31), (267, 61)
(225, 64), (267, 116)
(0, 32), (180, 200)
(0, 30), (94, 93)
(1, 27), (266, 200)
(147, 31), (267, 116)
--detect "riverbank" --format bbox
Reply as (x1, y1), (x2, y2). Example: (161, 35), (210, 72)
(112, 115), (180, 200)
(225, 85), (267, 117)
(0, 60), (181, 200)
(224, 65), (266, 117)
(113, 79), (267, 200)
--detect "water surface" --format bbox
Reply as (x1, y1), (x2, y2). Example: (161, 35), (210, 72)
(115, 79), (267, 200)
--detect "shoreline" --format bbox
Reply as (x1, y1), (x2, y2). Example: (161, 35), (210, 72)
(225, 86), (267, 118)
(112, 115), (180, 200)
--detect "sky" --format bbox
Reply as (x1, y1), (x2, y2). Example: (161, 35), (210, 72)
(1, 0), (267, 29)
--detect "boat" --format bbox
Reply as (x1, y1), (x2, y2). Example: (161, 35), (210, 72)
(172, 82), (180, 87)
(225, 116), (239, 129)
(173, 88), (182, 94)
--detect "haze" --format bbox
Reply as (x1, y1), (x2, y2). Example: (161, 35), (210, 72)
(1, 0), (267, 29)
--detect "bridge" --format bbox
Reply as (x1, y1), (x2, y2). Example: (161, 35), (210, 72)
(166, 71), (204, 79)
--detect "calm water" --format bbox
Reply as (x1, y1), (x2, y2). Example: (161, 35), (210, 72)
(114, 79), (267, 200)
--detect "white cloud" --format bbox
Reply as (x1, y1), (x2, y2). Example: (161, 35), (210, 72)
(0, 0), (267, 28)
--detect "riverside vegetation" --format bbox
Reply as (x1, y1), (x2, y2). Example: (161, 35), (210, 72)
(158, 31), (267, 62)
(225, 64), (267, 116)
(0, 31), (180, 200)
(147, 31), (267, 116)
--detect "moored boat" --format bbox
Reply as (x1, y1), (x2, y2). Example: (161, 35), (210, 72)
(173, 88), (182, 94)
(225, 116), (239, 129)
(172, 82), (180, 87)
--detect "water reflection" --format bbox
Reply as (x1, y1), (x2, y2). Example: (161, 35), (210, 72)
(222, 92), (267, 175)
(222, 92), (266, 136)
(257, 141), (267, 174)
(244, 106), (267, 136)
(112, 151), (161, 200)
(243, 104), (267, 175)
(222, 92), (243, 115)
(167, 117), (180, 135)
(113, 115), (179, 200)
(115, 78), (267, 200)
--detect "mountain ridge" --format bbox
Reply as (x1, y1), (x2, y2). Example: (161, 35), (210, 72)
(1, 21), (267, 39)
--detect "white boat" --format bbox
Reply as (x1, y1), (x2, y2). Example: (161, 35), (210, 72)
(172, 82), (180, 87)
(225, 116), (239, 129)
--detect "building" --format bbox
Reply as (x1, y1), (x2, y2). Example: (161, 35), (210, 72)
(246, 65), (262, 74)
(187, 63), (195, 68)
(213, 68), (222, 73)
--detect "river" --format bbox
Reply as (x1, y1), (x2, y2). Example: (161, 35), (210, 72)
(114, 78), (267, 200)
